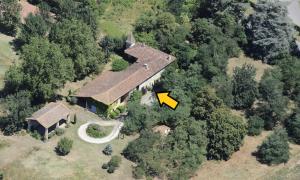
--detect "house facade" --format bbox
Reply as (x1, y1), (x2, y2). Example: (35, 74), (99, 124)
(74, 36), (175, 114)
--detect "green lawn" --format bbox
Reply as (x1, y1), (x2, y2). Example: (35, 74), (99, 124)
(0, 33), (18, 88)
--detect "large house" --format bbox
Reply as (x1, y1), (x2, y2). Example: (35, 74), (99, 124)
(74, 34), (175, 114)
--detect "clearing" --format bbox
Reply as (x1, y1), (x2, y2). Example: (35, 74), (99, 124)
(99, 1), (152, 38)
(227, 53), (272, 82)
(193, 131), (300, 180)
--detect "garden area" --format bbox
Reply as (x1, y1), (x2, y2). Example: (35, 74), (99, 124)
(86, 124), (113, 138)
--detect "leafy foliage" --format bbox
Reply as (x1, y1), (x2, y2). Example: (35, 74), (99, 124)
(56, 137), (73, 156)
(245, 0), (295, 64)
(103, 144), (113, 155)
(207, 108), (247, 160)
(49, 19), (103, 79)
(0, 0), (21, 35)
(247, 115), (264, 136)
(286, 113), (300, 144)
(86, 124), (106, 138)
(111, 57), (129, 71)
(232, 64), (257, 109)
(0, 91), (34, 135)
(256, 128), (289, 165)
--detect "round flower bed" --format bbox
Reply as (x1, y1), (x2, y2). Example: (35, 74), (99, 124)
(86, 124), (107, 138)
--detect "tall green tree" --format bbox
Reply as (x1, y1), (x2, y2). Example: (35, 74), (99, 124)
(49, 19), (103, 79)
(0, 0), (21, 35)
(207, 107), (247, 160)
(4, 37), (74, 101)
(286, 113), (300, 144)
(245, 0), (294, 64)
(0, 91), (35, 135)
(256, 128), (289, 165)
(257, 68), (288, 129)
(191, 87), (223, 121)
(232, 64), (257, 109)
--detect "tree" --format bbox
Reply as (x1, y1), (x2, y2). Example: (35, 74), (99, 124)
(257, 68), (288, 129)
(0, 91), (34, 135)
(103, 144), (113, 155)
(56, 137), (73, 156)
(13, 37), (74, 101)
(191, 87), (223, 121)
(232, 64), (257, 109)
(19, 14), (50, 44)
(286, 113), (300, 144)
(49, 19), (103, 79)
(256, 128), (289, 165)
(245, 0), (294, 64)
(211, 76), (234, 107)
(247, 115), (264, 136)
(0, 0), (21, 35)
(207, 108), (247, 160)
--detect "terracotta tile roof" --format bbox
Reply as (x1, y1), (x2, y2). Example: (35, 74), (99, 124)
(75, 43), (175, 105)
(27, 102), (71, 128)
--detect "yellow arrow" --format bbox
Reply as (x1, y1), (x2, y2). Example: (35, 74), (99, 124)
(155, 91), (179, 110)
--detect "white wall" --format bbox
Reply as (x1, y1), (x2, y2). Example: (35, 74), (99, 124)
(138, 69), (164, 91)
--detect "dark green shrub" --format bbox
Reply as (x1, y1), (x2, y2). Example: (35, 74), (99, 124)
(55, 128), (65, 136)
(103, 144), (113, 155)
(107, 166), (115, 173)
(73, 114), (77, 124)
(133, 166), (145, 179)
(86, 124), (106, 138)
(0, 171), (3, 180)
(111, 57), (129, 71)
(256, 128), (289, 165)
(248, 115), (264, 136)
(56, 137), (73, 156)
(286, 113), (300, 144)
(102, 163), (108, 169)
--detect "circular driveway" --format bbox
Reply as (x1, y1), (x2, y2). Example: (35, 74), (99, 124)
(78, 121), (124, 144)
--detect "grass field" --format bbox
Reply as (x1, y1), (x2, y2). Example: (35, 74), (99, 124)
(193, 131), (300, 180)
(0, 33), (18, 89)
(0, 106), (137, 180)
(227, 53), (272, 82)
(98, 1), (152, 38)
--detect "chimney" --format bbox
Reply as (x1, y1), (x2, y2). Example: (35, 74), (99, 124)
(144, 64), (149, 70)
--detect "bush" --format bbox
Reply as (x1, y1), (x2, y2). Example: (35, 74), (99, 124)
(56, 137), (73, 156)
(31, 130), (41, 140)
(117, 106), (126, 113)
(108, 155), (122, 168)
(111, 57), (129, 71)
(0, 171), (3, 180)
(55, 128), (65, 136)
(102, 163), (108, 169)
(248, 115), (264, 136)
(107, 166), (115, 173)
(86, 124), (106, 138)
(286, 113), (300, 144)
(133, 166), (145, 179)
(103, 144), (113, 155)
(256, 128), (289, 165)
(73, 114), (77, 124)
(109, 110), (119, 119)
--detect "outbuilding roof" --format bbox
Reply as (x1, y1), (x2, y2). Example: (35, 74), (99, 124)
(75, 43), (175, 105)
(27, 102), (71, 128)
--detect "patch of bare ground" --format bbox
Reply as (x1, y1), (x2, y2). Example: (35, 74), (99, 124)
(227, 53), (272, 82)
(192, 131), (300, 180)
